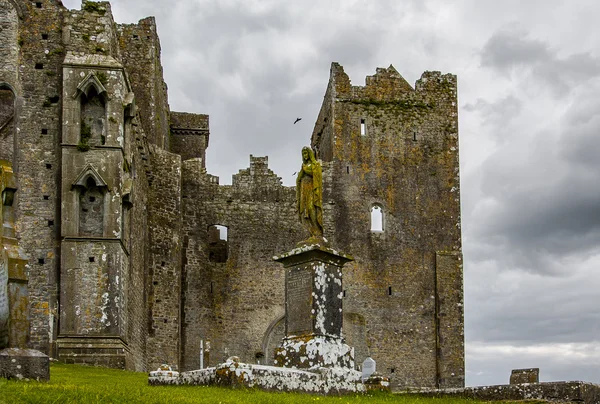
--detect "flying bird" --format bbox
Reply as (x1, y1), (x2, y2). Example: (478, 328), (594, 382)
(294, 117), (302, 124)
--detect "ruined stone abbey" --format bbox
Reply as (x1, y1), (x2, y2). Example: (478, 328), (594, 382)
(0, 0), (464, 389)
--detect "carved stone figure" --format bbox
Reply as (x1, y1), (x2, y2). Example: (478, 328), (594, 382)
(296, 147), (323, 238)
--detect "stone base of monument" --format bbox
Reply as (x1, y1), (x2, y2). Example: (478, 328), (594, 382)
(149, 357), (365, 394)
(274, 335), (354, 369)
(0, 348), (49, 381)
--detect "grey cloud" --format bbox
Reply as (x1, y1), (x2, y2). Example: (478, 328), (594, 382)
(480, 26), (600, 96)
(463, 95), (523, 140)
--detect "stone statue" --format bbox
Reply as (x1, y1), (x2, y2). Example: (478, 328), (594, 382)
(296, 147), (323, 238)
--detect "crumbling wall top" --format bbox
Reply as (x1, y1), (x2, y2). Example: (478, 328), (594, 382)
(329, 62), (456, 102)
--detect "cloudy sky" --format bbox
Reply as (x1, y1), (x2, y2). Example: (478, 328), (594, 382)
(62, 0), (600, 386)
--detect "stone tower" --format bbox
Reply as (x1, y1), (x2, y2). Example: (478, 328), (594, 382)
(311, 63), (464, 388)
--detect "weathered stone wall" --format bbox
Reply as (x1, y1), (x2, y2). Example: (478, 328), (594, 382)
(311, 63), (463, 389)
(124, 116), (150, 371)
(0, 89), (15, 164)
(13, 0), (66, 355)
(59, 240), (126, 335)
(0, 0), (18, 167)
(146, 146), (182, 370)
(63, 1), (120, 58)
(180, 156), (304, 371)
(118, 17), (170, 149)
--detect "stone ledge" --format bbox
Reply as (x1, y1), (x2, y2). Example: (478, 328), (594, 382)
(403, 381), (600, 403)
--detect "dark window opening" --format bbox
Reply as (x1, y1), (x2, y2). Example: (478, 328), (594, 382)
(343, 290), (347, 298)
(370, 205), (383, 232)
(153, 281), (158, 286)
(41, 128), (48, 134)
(390, 368), (396, 373)
(79, 177), (104, 237)
(35, 63), (44, 70)
(210, 282), (214, 294)
(388, 286), (392, 296)
(35, 2), (42, 8)
(133, 34), (139, 39)
(346, 166), (349, 174)
(208, 225), (228, 263)
(41, 33), (48, 40)
(161, 261), (165, 267)
(89, 257), (95, 262)
(43, 195), (49, 200)
(46, 163), (52, 169)
(413, 131), (417, 141)
(47, 220), (53, 226)
(360, 118), (366, 136)
(48, 95), (59, 104)
(38, 258), (44, 265)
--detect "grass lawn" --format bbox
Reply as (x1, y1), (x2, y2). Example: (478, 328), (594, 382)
(0, 362), (533, 404)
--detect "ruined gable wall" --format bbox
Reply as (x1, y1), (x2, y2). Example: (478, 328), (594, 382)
(312, 64), (463, 388)
(180, 156), (304, 371)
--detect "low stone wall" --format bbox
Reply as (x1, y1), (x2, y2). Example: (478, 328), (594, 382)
(149, 358), (366, 395)
(405, 381), (600, 403)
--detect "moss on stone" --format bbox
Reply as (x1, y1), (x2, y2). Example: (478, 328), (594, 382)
(82, 2), (107, 15)
(78, 121), (92, 151)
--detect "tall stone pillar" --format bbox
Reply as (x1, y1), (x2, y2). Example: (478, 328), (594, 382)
(273, 240), (355, 369)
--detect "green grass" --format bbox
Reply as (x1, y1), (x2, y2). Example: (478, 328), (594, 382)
(0, 363), (512, 404)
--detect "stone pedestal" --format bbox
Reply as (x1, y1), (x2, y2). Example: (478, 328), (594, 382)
(0, 348), (49, 381)
(273, 240), (354, 369)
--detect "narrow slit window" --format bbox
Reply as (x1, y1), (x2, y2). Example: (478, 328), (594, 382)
(388, 286), (392, 296)
(370, 205), (383, 232)
(360, 118), (366, 136)
(413, 131), (417, 141)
